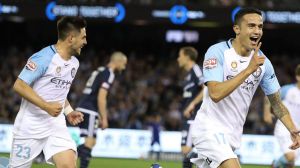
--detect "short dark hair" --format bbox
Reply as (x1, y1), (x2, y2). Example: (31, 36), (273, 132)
(180, 46), (198, 61)
(57, 16), (87, 40)
(234, 7), (262, 25)
(296, 64), (300, 76)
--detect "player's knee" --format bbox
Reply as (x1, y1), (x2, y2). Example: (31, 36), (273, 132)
(56, 161), (76, 168)
(285, 152), (296, 162)
(181, 146), (192, 155)
(85, 137), (96, 148)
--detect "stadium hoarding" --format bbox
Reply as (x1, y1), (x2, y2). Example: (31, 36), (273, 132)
(1, 1), (300, 26)
(1, 124), (300, 165)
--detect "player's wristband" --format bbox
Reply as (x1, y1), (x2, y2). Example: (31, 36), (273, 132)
(64, 105), (74, 116)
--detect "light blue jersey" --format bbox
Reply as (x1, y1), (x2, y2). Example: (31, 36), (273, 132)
(193, 39), (280, 149)
(280, 84), (300, 125)
(13, 45), (79, 139)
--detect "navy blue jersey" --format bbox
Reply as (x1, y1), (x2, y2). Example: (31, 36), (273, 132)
(180, 64), (204, 119)
(77, 67), (115, 113)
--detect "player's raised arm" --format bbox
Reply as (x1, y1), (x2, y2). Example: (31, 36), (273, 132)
(267, 91), (300, 149)
(13, 78), (62, 117)
(206, 43), (264, 103)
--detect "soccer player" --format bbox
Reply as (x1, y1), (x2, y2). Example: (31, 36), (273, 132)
(190, 8), (300, 168)
(264, 64), (300, 168)
(76, 52), (127, 168)
(9, 16), (87, 168)
(177, 46), (204, 168)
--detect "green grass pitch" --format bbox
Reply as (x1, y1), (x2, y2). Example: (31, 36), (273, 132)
(1, 153), (272, 168)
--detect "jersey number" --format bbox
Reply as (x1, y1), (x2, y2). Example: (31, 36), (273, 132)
(16, 145), (31, 159)
(86, 70), (100, 88)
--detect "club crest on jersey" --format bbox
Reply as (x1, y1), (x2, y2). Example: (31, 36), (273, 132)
(71, 68), (76, 78)
(252, 67), (262, 78)
(204, 58), (217, 69)
(56, 66), (61, 76)
(230, 61), (238, 72)
(25, 60), (37, 71)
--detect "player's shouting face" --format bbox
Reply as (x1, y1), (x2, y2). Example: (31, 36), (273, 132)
(70, 28), (87, 56)
(234, 13), (263, 51)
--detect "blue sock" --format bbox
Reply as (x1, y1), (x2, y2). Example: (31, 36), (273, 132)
(78, 144), (92, 168)
(273, 155), (289, 168)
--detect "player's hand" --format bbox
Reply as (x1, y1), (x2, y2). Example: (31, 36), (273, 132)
(183, 103), (195, 118)
(289, 130), (300, 150)
(263, 111), (274, 125)
(247, 42), (265, 73)
(66, 111), (84, 125)
(100, 118), (108, 130)
(44, 102), (63, 117)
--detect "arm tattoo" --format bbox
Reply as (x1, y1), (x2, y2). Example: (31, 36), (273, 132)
(267, 91), (289, 119)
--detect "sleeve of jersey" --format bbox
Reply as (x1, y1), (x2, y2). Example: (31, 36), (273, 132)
(203, 45), (224, 84)
(101, 71), (114, 90)
(260, 59), (280, 95)
(280, 84), (293, 100)
(18, 54), (49, 85)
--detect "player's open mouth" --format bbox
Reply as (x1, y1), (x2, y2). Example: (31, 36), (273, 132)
(250, 37), (259, 44)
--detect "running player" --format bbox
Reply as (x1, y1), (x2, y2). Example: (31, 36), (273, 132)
(9, 16), (86, 168)
(190, 8), (300, 168)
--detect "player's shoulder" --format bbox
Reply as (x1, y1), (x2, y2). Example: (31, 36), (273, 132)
(207, 40), (230, 53)
(192, 64), (203, 76)
(281, 83), (296, 91)
(29, 45), (56, 65)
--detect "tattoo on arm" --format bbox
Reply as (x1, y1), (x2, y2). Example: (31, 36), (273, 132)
(267, 91), (289, 119)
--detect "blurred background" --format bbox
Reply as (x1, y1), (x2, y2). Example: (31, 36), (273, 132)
(0, 0), (300, 167)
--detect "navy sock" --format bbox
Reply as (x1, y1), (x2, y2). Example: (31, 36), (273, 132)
(78, 144), (92, 168)
(183, 151), (197, 168)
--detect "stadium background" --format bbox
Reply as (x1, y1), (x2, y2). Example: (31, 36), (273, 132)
(1, 0), (300, 167)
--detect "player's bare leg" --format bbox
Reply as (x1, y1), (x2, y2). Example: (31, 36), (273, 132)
(53, 149), (76, 168)
(218, 158), (241, 168)
(272, 152), (295, 168)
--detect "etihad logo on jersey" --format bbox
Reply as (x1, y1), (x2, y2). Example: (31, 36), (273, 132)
(227, 75), (259, 91)
(203, 58), (217, 69)
(25, 60), (37, 71)
(50, 77), (72, 89)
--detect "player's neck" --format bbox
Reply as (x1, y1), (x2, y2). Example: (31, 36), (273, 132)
(232, 39), (251, 57)
(107, 63), (116, 72)
(55, 42), (72, 61)
(185, 62), (194, 71)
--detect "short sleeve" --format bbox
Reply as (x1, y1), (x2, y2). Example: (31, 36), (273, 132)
(100, 69), (115, 90)
(19, 54), (51, 85)
(260, 58), (280, 95)
(203, 45), (224, 84)
(280, 84), (294, 100)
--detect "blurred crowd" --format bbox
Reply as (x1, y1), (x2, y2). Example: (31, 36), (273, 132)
(0, 45), (299, 135)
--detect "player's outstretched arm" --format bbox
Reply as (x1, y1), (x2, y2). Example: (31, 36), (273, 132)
(13, 78), (62, 117)
(207, 43), (265, 102)
(267, 91), (300, 149)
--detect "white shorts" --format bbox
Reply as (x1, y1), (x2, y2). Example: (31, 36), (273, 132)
(9, 132), (76, 168)
(274, 121), (298, 155)
(191, 131), (237, 168)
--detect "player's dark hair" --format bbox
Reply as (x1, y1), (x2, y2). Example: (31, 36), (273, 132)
(57, 16), (87, 40)
(180, 46), (198, 61)
(234, 7), (262, 25)
(296, 64), (300, 76)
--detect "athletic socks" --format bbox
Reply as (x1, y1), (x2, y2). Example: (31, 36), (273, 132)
(183, 151), (198, 168)
(272, 155), (294, 168)
(78, 144), (92, 168)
